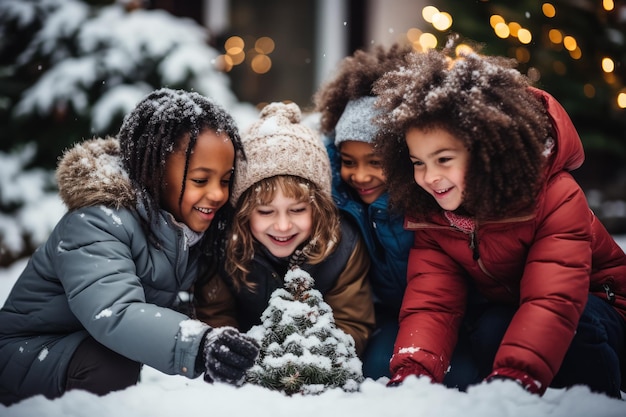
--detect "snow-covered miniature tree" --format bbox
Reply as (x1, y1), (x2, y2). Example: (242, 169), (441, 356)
(246, 266), (364, 395)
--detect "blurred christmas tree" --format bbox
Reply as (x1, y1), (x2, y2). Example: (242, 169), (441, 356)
(431, 0), (625, 158)
(0, 0), (254, 170)
(246, 266), (363, 395)
(0, 0), (256, 265)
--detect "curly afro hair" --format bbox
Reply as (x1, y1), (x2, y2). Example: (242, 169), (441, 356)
(313, 42), (415, 135)
(373, 48), (552, 220)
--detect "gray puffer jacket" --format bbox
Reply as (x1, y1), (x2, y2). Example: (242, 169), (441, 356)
(0, 138), (210, 403)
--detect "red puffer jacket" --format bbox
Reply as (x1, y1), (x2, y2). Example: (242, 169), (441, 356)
(392, 89), (626, 392)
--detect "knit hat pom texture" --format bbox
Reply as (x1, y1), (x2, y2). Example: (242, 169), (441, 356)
(231, 102), (332, 206)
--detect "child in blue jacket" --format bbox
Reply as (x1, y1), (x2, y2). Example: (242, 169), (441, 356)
(314, 44), (415, 378)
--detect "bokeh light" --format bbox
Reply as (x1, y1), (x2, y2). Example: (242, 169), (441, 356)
(255, 37), (275, 54)
(225, 36), (244, 55)
(569, 47), (582, 60)
(229, 50), (245, 65)
(413, 1), (623, 119)
(494, 22), (510, 38)
(490, 14), (505, 28)
(406, 28), (422, 43)
(432, 12), (452, 31)
(548, 29), (563, 44)
(517, 28), (532, 44)
(515, 47), (531, 63)
(419, 33), (438, 50)
(455, 44), (474, 57)
(618, 91), (626, 108)
(602, 57), (615, 73)
(221, 35), (275, 75)
(563, 35), (577, 51)
(508, 22), (521, 37)
(215, 54), (234, 72)
(422, 6), (439, 23)
(542, 3), (556, 18)
(251, 54), (272, 74)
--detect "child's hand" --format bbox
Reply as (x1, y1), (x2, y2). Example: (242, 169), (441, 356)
(485, 368), (544, 395)
(387, 363), (434, 387)
(201, 327), (260, 385)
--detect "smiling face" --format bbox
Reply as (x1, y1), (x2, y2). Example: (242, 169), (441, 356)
(339, 140), (386, 205)
(161, 129), (235, 233)
(405, 126), (469, 212)
(249, 186), (313, 258)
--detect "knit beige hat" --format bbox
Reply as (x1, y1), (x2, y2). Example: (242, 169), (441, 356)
(231, 102), (332, 206)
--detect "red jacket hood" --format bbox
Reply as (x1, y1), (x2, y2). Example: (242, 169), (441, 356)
(529, 88), (585, 178)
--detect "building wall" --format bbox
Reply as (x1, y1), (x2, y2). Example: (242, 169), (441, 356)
(367, 0), (430, 47)
(156, 0), (430, 108)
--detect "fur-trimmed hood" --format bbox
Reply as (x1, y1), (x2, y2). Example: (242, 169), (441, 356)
(55, 137), (136, 211)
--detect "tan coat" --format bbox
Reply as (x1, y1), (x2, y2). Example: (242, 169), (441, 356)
(195, 223), (376, 356)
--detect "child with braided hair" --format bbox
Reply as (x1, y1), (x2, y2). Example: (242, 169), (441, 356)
(374, 47), (626, 398)
(0, 88), (259, 405)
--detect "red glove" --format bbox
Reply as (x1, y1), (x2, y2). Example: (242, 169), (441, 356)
(387, 363), (435, 387)
(486, 368), (545, 395)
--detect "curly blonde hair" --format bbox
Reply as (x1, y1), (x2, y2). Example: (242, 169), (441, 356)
(225, 175), (341, 290)
(373, 47), (552, 220)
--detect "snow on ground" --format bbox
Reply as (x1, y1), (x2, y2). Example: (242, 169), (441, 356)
(1, 238), (626, 417)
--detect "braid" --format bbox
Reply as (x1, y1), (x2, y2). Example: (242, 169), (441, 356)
(118, 88), (243, 247)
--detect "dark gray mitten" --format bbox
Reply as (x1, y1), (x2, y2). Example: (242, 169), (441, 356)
(202, 327), (259, 386)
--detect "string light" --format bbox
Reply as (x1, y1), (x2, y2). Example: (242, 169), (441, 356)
(515, 47), (531, 63)
(218, 35), (275, 74)
(517, 28), (532, 44)
(422, 6), (439, 23)
(255, 37), (275, 54)
(419, 33), (438, 49)
(413, 3), (622, 110)
(548, 28), (563, 44)
(617, 91), (626, 109)
(563, 35), (577, 51)
(218, 36), (246, 72)
(542, 3), (556, 18)
(455, 44), (475, 57)
(251, 54), (272, 74)
(602, 57), (615, 73)
(225, 36), (244, 54)
(421, 6), (452, 31)
(432, 12), (452, 31)
(494, 21), (510, 38)
(490, 14), (505, 28)
(406, 28), (425, 51)
(508, 22), (521, 37)
(569, 47), (582, 60)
